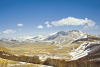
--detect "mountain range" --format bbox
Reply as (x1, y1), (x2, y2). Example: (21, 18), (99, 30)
(0, 30), (99, 45)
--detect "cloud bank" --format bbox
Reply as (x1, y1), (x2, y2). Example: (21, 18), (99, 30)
(37, 25), (44, 28)
(3, 29), (16, 34)
(51, 17), (96, 29)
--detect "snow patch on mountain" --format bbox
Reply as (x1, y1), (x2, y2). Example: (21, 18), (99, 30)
(44, 30), (80, 40)
(69, 41), (100, 60)
(8, 35), (44, 42)
(69, 42), (90, 60)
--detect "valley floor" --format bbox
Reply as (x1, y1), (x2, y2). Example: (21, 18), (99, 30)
(8, 42), (72, 61)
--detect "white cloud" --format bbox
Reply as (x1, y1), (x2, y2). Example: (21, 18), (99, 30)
(84, 21), (96, 29)
(0, 32), (1, 34)
(95, 26), (99, 28)
(51, 17), (96, 29)
(19, 29), (21, 31)
(84, 25), (90, 29)
(47, 24), (52, 27)
(37, 25), (44, 28)
(17, 24), (23, 26)
(45, 21), (49, 24)
(45, 21), (52, 27)
(3, 29), (16, 34)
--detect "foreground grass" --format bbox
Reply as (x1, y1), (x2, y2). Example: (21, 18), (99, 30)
(43, 58), (100, 67)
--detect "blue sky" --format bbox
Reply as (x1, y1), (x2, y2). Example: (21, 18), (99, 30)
(0, 0), (100, 38)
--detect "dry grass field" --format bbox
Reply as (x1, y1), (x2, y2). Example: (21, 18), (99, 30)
(0, 57), (50, 67)
(7, 38), (100, 60)
(8, 42), (72, 61)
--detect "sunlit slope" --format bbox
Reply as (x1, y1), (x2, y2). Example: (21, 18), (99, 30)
(0, 45), (41, 67)
(0, 45), (12, 54)
(0, 45), (19, 67)
(0, 40), (29, 47)
(68, 35), (100, 60)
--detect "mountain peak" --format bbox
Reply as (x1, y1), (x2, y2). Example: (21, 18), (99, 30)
(57, 30), (80, 35)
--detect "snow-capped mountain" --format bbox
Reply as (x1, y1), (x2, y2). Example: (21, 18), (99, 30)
(44, 30), (81, 40)
(51, 30), (86, 45)
(8, 35), (44, 42)
(0, 30), (99, 45)
(0, 37), (8, 40)
(6, 30), (86, 43)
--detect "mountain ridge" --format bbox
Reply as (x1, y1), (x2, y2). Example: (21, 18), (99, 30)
(0, 30), (99, 45)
